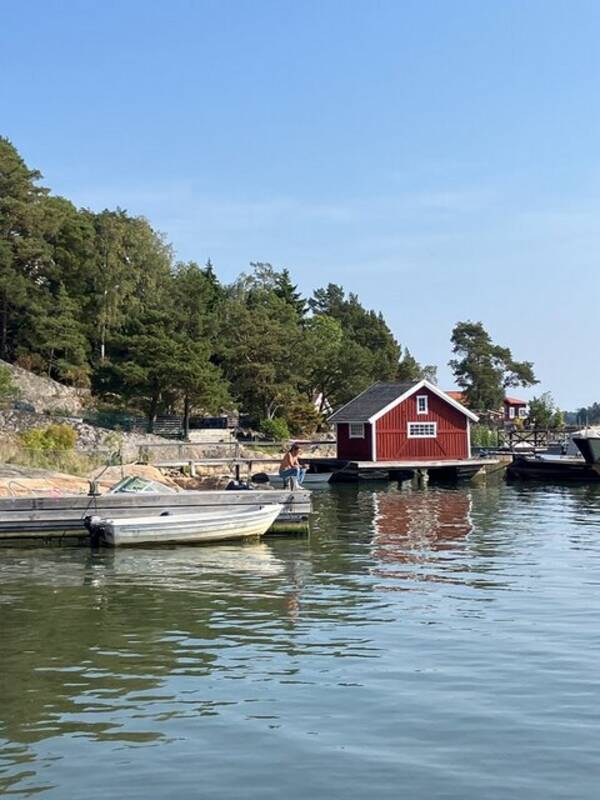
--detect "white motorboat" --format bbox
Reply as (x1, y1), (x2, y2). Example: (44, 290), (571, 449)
(85, 504), (283, 547)
(266, 471), (333, 487)
(572, 427), (600, 468)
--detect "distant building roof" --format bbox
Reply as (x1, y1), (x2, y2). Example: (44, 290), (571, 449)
(444, 391), (527, 408)
(445, 390), (466, 403)
(329, 382), (419, 423)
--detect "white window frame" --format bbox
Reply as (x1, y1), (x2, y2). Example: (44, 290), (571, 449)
(508, 406), (516, 419)
(348, 422), (365, 439)
(518, 407), (528, 419)
(416, 395), (428, 415)
(407, 421), (437, 438)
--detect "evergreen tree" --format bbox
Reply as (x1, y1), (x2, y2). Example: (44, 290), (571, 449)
(0, 137), (51, 360)
(396, 348), (437, 383)
(219, 288), (302, 421)
(449, 321), (538, 412)
(310, 282), (401, 383)
(26, 285), (90, 385)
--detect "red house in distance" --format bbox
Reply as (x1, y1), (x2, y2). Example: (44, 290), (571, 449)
(446, 390), (528, 423)
(329, 380), (479, 463)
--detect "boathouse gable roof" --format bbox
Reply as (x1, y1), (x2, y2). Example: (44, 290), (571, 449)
(328, 382), (418, 423)
(329, 380), (479, 424)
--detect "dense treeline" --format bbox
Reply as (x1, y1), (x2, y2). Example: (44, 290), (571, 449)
(572, 403), (600, 426)
(0, 137), (437, 434)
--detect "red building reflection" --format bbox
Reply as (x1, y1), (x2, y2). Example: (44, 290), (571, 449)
(370, 489), (473, 585)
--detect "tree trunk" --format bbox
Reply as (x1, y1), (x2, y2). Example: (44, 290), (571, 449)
(266, 398), (279, 420)
(1, 291), (7, 359)
(318, 387), (326, 414)
(183, 394), (191, 441)
(147, 393), (159, 434)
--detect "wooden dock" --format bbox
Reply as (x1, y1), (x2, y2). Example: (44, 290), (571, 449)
(304, 457), (501, 482)
(0, 489), (311, 543)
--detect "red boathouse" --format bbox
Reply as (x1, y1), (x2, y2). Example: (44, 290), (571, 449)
(329, 380), (479, 462)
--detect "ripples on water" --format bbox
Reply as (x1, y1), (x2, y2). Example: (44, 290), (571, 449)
(1, 483), (599, 799)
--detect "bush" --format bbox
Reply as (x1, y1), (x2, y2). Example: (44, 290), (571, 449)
(15, 351), (46, 375)
(259, 417), (290, 442)
(285, 398), (322, 436)
(0, 365), (19, 408)
(10, 424), (104, 475)
(20, 423), (78, 452)
(471, 425), (499, 449)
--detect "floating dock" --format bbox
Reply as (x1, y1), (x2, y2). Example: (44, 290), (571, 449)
(507, 455), (600, 483)
(305, 457), (502, 482)
(0, 489), (311, 543)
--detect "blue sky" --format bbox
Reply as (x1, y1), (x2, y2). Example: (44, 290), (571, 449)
(2, 0), (599, 409)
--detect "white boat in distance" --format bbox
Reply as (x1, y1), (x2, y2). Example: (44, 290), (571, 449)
(86, 504), (283, 547)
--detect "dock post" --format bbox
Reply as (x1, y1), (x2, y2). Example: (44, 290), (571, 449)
(189, 460), (196, 478)
(415, 468), (429, 488)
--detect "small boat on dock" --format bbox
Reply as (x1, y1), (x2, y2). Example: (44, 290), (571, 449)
(266, 471), (333, 487)
(85, 504), (284, 547)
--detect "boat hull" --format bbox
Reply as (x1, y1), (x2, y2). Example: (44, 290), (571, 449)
(572, 436), (600, 468)
(507, 455), (600, 483)
(0, 489), (310, 540)
(267, 472), (332, 487)
(93, 505), (284, 547)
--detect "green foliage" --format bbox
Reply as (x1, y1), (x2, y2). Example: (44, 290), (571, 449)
(285, 396), (322, 436)
(396, 348), (437, 383)
(19, 423), (78, 451)
(449, 321), (538, 412)
(0, 364), (19, 407)
(528, 393), (563, 428)
(552, 409), (565, 429)
(259, 417), (290, 441)
(470, 425), (499, 449)
(219, 278), (302, 421)
(1, 138), (452, 430)
(310, 283), (401, 383)
(573, 403), (600, 426)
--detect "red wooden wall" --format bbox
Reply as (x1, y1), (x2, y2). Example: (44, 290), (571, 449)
(375, 388), (468, 461)
(336, 422), (373, 460)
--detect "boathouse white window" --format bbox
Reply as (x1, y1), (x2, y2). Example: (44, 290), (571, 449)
(349, 422), (365, 438)
(518, 407), (528, 419)
(416, 395), (428, 415)
(509, 406), (516, 419)
(407, 422), (437, 438)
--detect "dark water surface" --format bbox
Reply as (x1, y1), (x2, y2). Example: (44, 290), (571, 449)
(1, 483), (600, 799)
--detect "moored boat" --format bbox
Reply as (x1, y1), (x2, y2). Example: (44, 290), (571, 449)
(266, 471), (333, 487)
(85, 504), (284, 547)
(507, 454), (600, 482)
(572, 428), (600, 469)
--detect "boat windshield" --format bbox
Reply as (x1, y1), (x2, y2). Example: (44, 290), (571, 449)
(107, 476), (177, 495)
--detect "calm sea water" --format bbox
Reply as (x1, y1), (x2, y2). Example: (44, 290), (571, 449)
(1, 482), (600, 799)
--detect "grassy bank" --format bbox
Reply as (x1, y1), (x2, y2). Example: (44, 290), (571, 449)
(0, 440), (111, 477)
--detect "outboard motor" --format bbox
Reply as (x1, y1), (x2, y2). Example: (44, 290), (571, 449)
(84, 515), (102, 548)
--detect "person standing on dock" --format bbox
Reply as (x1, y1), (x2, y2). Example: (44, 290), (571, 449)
(279, 444), (307, 489)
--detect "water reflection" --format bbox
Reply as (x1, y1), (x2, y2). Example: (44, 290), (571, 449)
(2, 483), (600, 800)
(370, 487), (481, 587)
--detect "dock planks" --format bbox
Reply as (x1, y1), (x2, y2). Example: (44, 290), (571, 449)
(0, 489), (311, 539)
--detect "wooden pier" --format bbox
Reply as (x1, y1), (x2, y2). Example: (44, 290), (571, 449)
(305, 457), (501, 483)
(0, 489), (311, 543)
